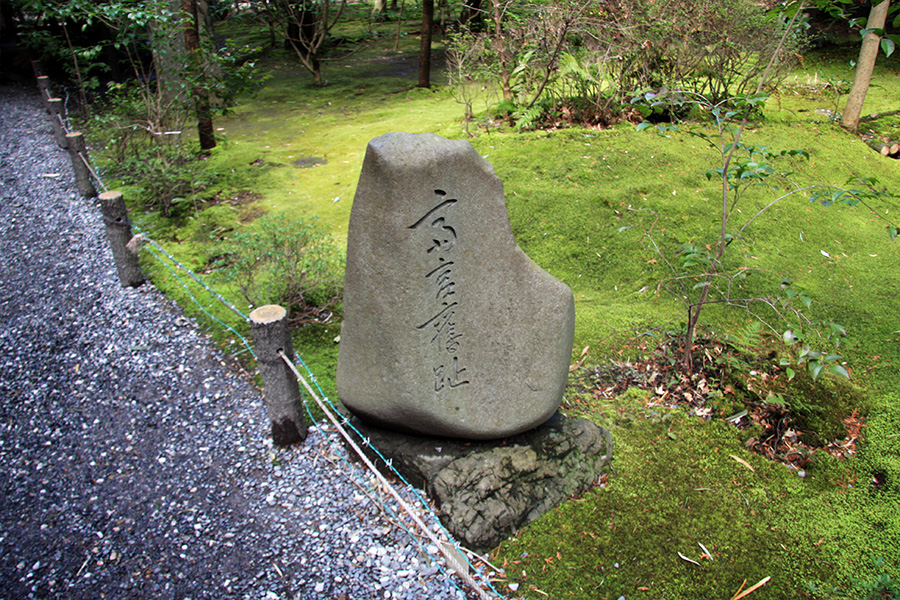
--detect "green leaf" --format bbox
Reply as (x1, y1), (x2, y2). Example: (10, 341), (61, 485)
(809, 362), (825, 381)
(830, 365), (850, 379)
(786, 367), (796, 381)
(889, 226), (898, 240)
(636, 122), (654, 132)
(881, 37), (896, 57)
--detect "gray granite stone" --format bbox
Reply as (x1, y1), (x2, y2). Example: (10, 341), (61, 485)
(337, 132), (575, 440)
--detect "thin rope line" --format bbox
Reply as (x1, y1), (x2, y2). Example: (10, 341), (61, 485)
(61, 88), (75, 137)
(77, 150), (109, 192)
(278, 350), (502, 600)
(56, 113), (71, 135)
(144, 243), (256, 360)
(142, 237), (250, 322)
(289, 352), (500, 589)
(298, 400), (458, 587)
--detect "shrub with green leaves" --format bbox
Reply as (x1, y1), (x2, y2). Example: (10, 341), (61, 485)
(605, 0), (804, 105)
(218, 214), (344, 325)
(451, 0), (804, 130)
(117, 142), (210, 217)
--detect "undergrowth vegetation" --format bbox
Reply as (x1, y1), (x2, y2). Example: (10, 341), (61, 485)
(21, 0), (900, 597)
(216, 213), (344, 326)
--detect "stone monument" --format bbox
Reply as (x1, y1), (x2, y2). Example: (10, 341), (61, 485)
(336, 132), (611, 549)
(337, 132), (575, 440)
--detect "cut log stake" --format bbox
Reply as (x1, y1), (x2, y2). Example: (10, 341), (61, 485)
(99, 191), (144, 288)
(31, 60), (45, 79)
(249, 305), (308, 447)
(65, 132), (97, 199)
(47, 98), (68, 149)
(35, 76), (52, 113)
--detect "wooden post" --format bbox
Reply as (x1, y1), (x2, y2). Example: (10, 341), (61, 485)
(31, 60), (45, 78)
(35, 76), (52, 113)
(249, 305), (308, 446)
(65, 132), (98, 199)
(47, 98), (68, 149)
(99, 191), (144, 288)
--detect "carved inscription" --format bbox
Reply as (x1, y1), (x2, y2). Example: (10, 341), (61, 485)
(409, 190), (470, 392)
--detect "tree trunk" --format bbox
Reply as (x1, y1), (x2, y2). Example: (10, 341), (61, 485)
(417, 0), (434, 88)
(842, 0), (891, 132)
(490, 0), (511, 100)
(311, 54), (324, 87)
(182, 0), (216, 149)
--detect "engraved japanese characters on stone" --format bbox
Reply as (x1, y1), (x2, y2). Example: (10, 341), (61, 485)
(410, 190), (469, 392)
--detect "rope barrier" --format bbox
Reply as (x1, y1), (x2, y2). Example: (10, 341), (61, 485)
(295, 400), (451, 584)
(62, 88), (75, 134)
(142, 237), (250, 322)
(35, 84), (508, 598)
(144, 243), (257, 361)
(77, 150), (109, 192)
(56, 112), (71, 135)
(278, 349), (503, 600)
(290, 352), (505, 586)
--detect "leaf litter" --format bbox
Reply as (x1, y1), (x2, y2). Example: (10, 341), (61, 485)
(567, 334), (865, 470)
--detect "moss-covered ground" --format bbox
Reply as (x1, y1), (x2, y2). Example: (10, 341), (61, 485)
(92, 8), (900, 598)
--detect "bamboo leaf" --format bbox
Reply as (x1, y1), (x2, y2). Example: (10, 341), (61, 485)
(678, 551), (701, 566)
(731, 577), (772, 600)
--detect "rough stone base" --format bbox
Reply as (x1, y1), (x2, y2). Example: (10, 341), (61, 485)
(349, 412), (613, 552)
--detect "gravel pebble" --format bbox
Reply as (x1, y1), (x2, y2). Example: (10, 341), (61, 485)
(0, 85), (485, 600)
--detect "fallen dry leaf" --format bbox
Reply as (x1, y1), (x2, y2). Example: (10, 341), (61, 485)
(731, 576), (771, 600)
(729, 454), (755, 472)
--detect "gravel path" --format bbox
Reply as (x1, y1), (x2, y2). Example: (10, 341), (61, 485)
(0, 85), (478, 600)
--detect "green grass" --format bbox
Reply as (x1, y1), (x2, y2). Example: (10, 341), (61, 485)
(92, 13), (900, 599)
